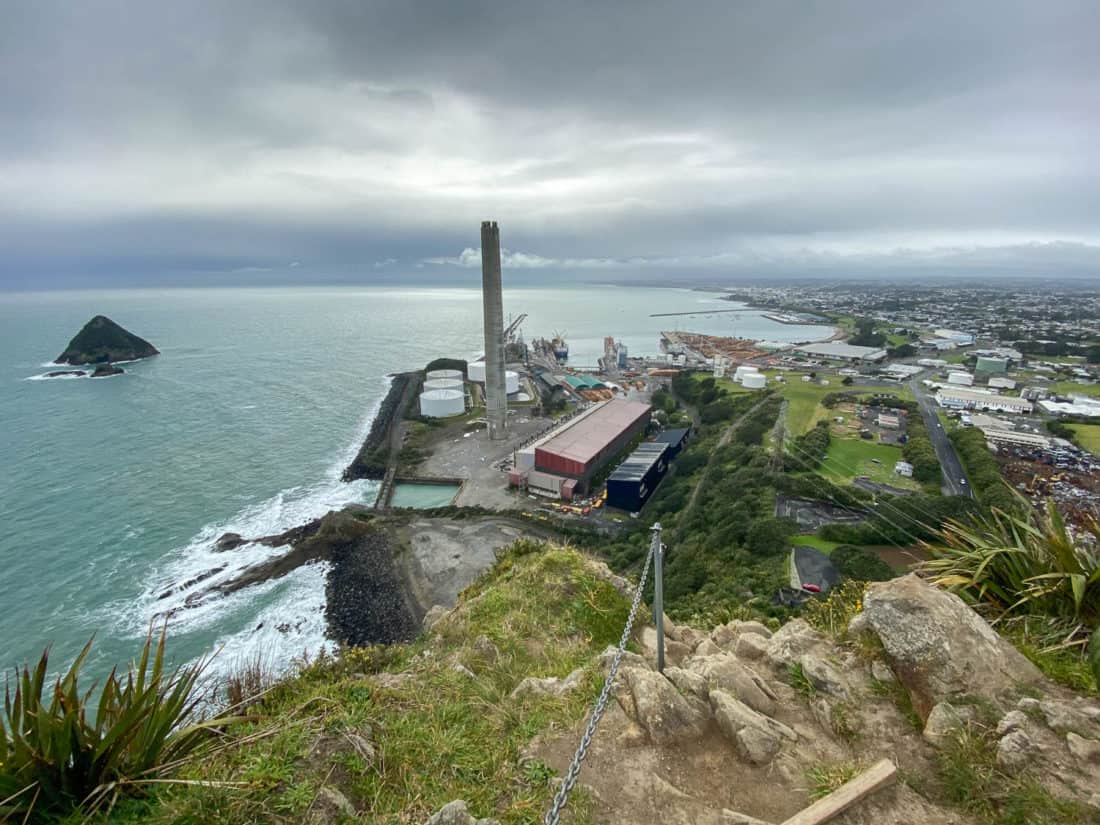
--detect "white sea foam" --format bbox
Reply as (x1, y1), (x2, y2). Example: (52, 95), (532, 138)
(125, 375), (390, 677)
(201, 561), (334, 683)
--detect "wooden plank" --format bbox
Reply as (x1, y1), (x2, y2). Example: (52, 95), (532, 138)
(780, 758), (896, 825)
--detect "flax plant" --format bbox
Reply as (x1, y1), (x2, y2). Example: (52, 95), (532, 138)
(0, 627), (245, 822)
(921, 501), (1100, 625)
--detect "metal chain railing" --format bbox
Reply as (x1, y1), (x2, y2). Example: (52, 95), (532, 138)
(542, 523), (662, 825)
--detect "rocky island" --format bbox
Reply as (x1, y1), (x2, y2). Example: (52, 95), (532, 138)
(55, 315), (159, 366)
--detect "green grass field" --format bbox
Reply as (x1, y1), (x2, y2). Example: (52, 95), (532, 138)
(1048, 381), (1100, 399)
(818, 437), (920, 490)
(791, 534), (841, 554)
(778, 375), (840, 436)
(1068, 424), (1100, 456)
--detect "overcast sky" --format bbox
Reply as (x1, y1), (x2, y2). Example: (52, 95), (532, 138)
(3, 1), (1098, 288)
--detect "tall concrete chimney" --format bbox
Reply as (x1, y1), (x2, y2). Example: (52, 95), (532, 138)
(481, 221), (507, 439)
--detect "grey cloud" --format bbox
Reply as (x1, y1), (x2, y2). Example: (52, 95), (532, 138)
(1, 1), (1097, 284)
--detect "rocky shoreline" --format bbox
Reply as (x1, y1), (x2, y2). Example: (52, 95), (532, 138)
(156, 508), (423, 646)
(342, 371), (421, 481)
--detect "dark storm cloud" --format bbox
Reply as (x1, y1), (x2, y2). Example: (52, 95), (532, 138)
(1, 0), (1098, 285)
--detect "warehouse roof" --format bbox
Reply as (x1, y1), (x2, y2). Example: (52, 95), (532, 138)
(794, 342), (887, 362)
(609, 443), (668, 482)
(537, 399), (650, 466)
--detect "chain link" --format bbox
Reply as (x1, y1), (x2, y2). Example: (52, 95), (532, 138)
(542, 526), (660, 825)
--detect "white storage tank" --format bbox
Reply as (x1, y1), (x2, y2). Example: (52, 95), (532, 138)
(424, 377), (463, 392)
(742, 372), (767, 390)
(505, 370), (520, 394)
(467, 361), (487, 383)
(426, 368), (463, 381)
(733, 365), (759, 383)
(419, 388), (465, 417)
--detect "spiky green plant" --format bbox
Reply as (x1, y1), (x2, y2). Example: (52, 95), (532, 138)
(921, 502), (1100, 625)
(0, 628), (245, 822)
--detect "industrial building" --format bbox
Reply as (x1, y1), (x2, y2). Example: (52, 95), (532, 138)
(935, 387), (1033, 414)
(947, 371), (974, 386)
(979, 427), (1052, 451)
(988, 376), (1016, 390)
(1038, 395), (1100, 418)
(653, 427), (691, 458)
(509, 398), (652, 499)
(606, 442), (669, 512)
(792, 342), (887, 363)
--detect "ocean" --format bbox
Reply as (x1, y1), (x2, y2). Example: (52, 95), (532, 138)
(0, 285), (831, 682)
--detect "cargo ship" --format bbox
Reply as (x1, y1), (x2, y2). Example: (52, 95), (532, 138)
(552, 333), (569, 361)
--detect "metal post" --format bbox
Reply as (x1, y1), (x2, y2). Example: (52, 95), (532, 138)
(651, 522), (665, 673)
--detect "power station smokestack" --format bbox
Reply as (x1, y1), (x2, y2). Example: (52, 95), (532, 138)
(481, 221), (507, 440)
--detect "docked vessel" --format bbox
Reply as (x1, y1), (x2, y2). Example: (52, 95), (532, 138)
(551, 332), (569, 361)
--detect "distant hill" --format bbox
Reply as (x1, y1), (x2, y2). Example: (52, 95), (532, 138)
(56, 315), (159, 365)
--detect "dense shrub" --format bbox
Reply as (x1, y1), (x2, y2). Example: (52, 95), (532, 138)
(902, 412), (941, 483)
(832, 545), (896, 581)
(949, 428), (1022, 512)
(785, 421), (830, 471)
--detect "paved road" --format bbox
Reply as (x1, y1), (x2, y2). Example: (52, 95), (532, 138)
(909, 378), (975, 498)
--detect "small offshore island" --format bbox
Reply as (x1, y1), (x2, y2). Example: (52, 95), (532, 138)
(49, 314), (159, 377)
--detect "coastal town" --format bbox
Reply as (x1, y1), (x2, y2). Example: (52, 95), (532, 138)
(356, 270), (1100, 579)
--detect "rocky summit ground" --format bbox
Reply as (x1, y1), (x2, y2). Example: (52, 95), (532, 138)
(102, 543), (1099, 825)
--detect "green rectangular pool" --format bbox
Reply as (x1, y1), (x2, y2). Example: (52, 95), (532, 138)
(389, 481), (461, 508)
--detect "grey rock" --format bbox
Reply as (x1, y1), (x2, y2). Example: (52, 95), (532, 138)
(996, 710), (1029, 736)
(1087, 793), (1100, 812)
(620, 666), (709, 745)
(870, 660), (896, 684)
(510, 668), (584, 700)
(694, 638), (722, 657)
(1040, 700), (1094, 735)
(799, 653), (849, 698)
(710, 689), (797, 765)
(423, 605), (448, 631)
(922, 702), (976, 747)
(721, 811), (773, 825)
(847, 611), (871, 637)
(598, 645), (649, 673)
(862, 574), (1042, 721)
(472, 635), (499, 663)
(308, 787), (356, 823)
(425, 799), (500, 825)
(214, 532), (247, 551)
(664, 666), (710, 702)
(735, 633), (768, 661)
(764, 619), (825, 668)
(452, 663), (478, 681)
(997, 729), (1036, 771)
(1066, 732), (1100, 765)
(689, 653), (777, 715)
(731, 620), (773, 639)
(1017, 697), (1041, 714)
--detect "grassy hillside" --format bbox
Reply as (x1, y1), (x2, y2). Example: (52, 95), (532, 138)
(101, 543), (634, 825)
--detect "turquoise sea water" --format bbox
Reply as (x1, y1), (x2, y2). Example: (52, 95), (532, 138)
(0, 285), (830, 681)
